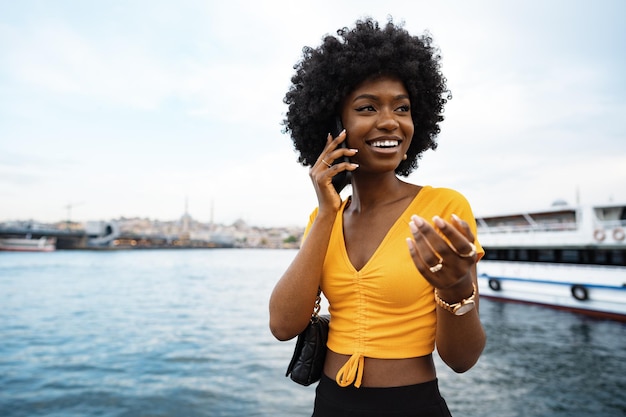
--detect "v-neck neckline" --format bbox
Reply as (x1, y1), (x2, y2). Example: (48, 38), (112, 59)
(339, 186), (430, 273)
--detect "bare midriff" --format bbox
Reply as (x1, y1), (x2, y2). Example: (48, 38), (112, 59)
(323, 349), (436, 387)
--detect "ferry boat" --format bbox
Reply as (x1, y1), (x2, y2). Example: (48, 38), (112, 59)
(0, 236), (57, 252)
(476, 201), (626, 321)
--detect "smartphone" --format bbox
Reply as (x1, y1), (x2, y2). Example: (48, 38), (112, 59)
(329, 117), (351, 193)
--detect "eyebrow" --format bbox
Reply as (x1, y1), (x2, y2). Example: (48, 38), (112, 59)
(352, 93), (410, 102)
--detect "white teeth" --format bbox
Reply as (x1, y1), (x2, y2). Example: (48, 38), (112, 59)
(371, 140), (399, 148)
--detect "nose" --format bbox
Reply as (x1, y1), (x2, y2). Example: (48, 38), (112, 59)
(376, 109), (399, 131)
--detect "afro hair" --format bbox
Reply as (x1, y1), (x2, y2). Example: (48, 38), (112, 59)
(283, 17), (450, 176)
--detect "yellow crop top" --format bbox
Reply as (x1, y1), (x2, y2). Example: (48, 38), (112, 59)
(303, 186), (484, 388)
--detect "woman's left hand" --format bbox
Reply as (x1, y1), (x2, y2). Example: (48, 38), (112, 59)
(406, 214), (477, 292)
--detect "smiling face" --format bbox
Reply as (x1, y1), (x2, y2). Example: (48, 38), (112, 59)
(340, 76), (414, 174)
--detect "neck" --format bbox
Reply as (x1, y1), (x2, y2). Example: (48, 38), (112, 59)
(348, 172), (413, 212)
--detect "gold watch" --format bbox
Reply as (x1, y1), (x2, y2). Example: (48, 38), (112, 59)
(434, 283), (477, 316)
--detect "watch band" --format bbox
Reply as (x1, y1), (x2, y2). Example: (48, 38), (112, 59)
(434, 283), (477, 316)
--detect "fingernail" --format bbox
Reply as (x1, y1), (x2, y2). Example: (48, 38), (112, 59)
(433, 216), (445, 228)
(409, 221), (418, 234)
(452, 213), (461, 223)
(411, 215), (424, 227)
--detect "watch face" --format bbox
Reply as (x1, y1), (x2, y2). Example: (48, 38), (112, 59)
(454, 300), (476, 316)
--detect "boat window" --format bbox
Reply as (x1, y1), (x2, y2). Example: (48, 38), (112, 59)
(518, 249), (530, 261)
(483, 249), (498, 260)
(561, 250), (579, 263)
(481, 247), (626, 267)
(609, 250), (625, 266)
(593, 250), (608, 264)
(578, 250), (591, 264)
(537, 249), (555, 262)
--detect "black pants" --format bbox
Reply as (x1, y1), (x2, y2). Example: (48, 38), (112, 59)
(312, 374), (453, 417)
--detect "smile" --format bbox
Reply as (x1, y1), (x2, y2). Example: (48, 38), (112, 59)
(369, 140), (400, 148)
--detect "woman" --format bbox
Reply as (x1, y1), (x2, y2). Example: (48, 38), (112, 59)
(269, 18), (486, 417)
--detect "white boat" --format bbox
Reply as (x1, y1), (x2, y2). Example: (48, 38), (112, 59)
(476, 201), (626, 321)
(0, 236), (57, 252)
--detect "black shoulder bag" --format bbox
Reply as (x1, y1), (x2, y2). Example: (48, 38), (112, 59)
(285, 288), (330, 386)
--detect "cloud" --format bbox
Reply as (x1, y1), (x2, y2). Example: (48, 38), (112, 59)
(6, 23), (187, 110)
(1, 0), (625, 226)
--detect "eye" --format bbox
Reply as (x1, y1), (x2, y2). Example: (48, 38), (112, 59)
(396, 104), (410, 112)
(355, 105), (376, 112)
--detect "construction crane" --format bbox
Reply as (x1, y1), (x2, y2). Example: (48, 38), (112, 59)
(63, 202), (85, 228)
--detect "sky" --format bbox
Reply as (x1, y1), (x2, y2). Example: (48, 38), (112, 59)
(1, 0), (625, 227)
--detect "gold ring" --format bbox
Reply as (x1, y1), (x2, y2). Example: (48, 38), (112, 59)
(429, 257), (444, 273)
(321, 159), (332, 168)
(452, 242), (476, 258)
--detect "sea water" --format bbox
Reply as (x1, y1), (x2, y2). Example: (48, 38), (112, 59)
(1, 249), (625, 417)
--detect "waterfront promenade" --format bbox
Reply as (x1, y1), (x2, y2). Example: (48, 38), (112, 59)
(0, 217), (303, 250)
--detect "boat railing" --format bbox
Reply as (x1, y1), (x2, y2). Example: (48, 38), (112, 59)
(477, 221), (578, 234)
(597, 219), (626, 229)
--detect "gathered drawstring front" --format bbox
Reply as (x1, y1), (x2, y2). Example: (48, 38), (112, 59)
(335, 352), (365, 388)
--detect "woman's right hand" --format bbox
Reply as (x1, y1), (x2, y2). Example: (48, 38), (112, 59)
(309, 130), (358, 212)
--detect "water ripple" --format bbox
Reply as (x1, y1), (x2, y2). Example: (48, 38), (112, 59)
(1, 249), (625, 416)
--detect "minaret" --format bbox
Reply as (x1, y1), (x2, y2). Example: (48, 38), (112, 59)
(182, 196), (190, 235)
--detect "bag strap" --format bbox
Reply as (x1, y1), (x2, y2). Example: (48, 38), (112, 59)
(312, 287), (322, 321)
